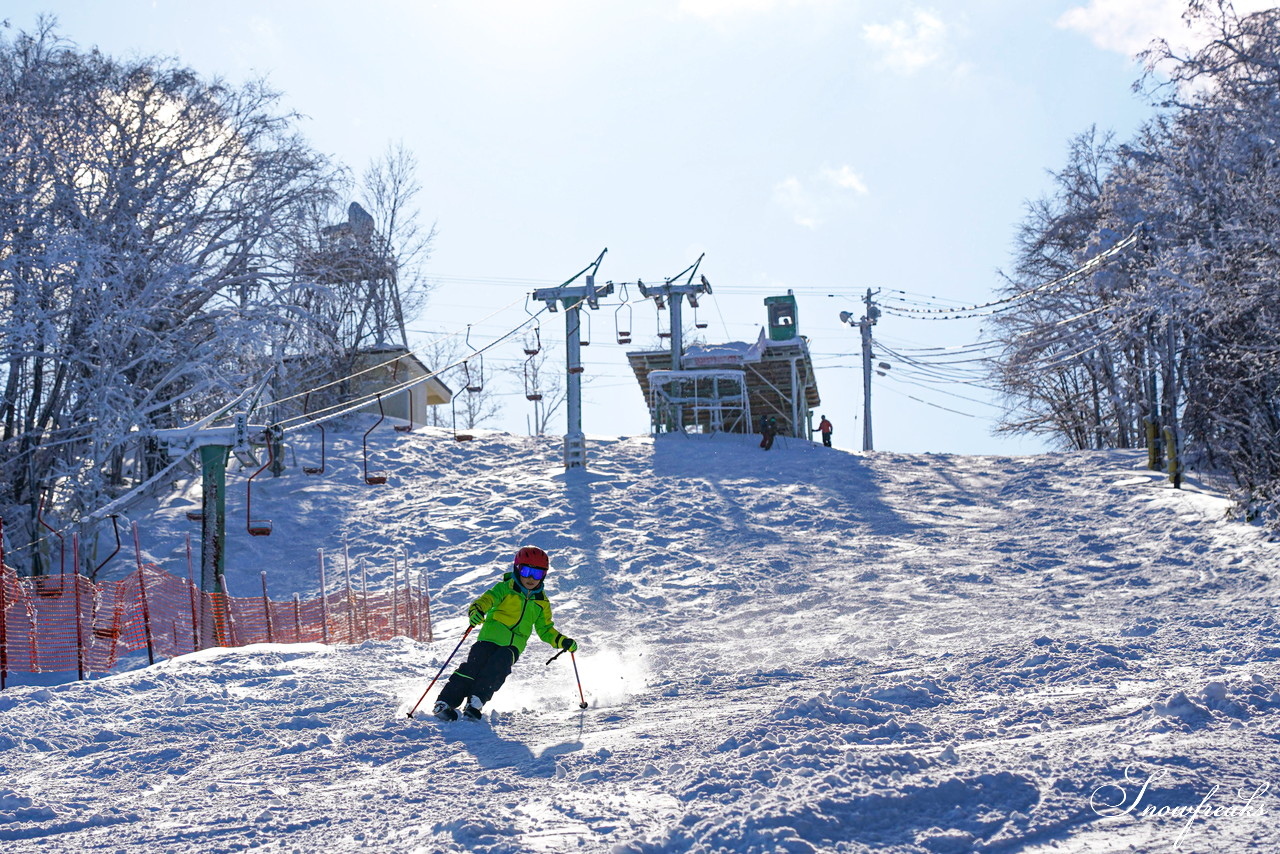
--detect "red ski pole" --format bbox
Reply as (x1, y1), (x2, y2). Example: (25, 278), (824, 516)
(570, 651), (588, 709)
(406, 624), (473, 719)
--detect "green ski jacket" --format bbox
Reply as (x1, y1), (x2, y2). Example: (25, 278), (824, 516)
(473, 572), (568, 654)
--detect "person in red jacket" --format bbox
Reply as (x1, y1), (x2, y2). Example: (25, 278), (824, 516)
(818, 415), (833, 447)
(433, 545), (577, 721)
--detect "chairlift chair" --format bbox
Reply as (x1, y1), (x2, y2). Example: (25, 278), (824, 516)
(246, 437), (275, 536)
(464, 325), (484, 392)
(363, 395), (389, 484)
(36, 492), (66, 588)
(93, 514), (122, 578)
(524, 326), (542, 357)
(524, 361), (543, 402)
(615, 294), (633, 345)
(451, 396), (475, 442)
(301, 392), (326, 475)
(693, 302), (708, 330)
(395, 388), (415, 433)
(391, 361), (414, 433)
(523, 297), (542, 356)
(462, 360), (483, 393)
(579, 311), (591, 346)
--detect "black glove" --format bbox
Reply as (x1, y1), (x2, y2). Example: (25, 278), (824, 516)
(468, 604), (485, 626)
(559, 636), (578, 652)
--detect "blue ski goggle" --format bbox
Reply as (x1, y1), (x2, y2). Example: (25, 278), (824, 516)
(516, 564), (547, 581)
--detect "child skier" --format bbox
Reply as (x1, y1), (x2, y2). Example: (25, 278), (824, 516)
(433, 545), (578, 721)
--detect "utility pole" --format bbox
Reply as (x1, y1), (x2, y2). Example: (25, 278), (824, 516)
(839, 288), (880, 452)
(533, 249), (613, 470)
(638, 254), (712, 432)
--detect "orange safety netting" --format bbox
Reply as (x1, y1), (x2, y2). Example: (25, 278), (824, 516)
(0, 562), (433, 685)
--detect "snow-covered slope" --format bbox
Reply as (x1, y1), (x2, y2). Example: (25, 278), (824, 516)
(3, 425), (1279, 853)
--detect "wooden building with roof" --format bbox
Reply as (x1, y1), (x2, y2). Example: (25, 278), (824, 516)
(626, 291), (821, 439)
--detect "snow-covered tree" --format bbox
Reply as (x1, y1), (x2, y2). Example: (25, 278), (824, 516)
(990, 2), (1280, 527)
(0, 21), (336, 572)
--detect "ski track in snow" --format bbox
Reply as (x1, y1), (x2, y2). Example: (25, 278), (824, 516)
(3, 423), (1279, 853)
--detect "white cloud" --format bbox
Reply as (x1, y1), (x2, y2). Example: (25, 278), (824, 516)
(1057, 0), (1277, 58)
(862, 9), (948, 74)
(774, 176), (821, 229)
(775, 164), (869, 228)
(822, 164), (869, 195)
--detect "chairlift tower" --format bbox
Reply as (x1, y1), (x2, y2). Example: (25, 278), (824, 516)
(532, 249), (613, 470)
(153, 372), (276, 646)
(638, 254), (712, 432)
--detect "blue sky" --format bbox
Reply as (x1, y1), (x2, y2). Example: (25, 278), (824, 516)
(7, 1), (1251, 454)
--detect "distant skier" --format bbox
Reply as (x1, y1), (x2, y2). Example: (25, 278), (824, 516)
(759, 415), (778, 451)
(433, 546), (578, 721)
(818, 415), (833, 447)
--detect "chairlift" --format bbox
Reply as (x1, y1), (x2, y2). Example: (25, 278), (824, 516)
(657, 302), (671, 340)
(301, 392), (326, 475)
(524, 296), (543, 356)
(36, 492), (66, 589)
(524, 360), (543, 402)
(615, 282), (632, 344)
(462, 360), (483, 393)
(246, 435), (275, 536)
(693, 301), (708, 330)
(363, 395), (389, 484)
(464, 325), (484, 392)
(391, 361), (414, 433)
(93, 514), (122, 578)
(579, 310), (591, 346)
(451, 396), (475, 442)
(396, 387), (415, 433)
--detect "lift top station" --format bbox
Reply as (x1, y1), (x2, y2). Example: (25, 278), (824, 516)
(764, 292), (799, 341)
(627, 287), (820, 439)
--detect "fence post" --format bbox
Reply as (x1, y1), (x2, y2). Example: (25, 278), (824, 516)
(422, 570), (434, 643)
(72, 533), (85, 681)
(132, 522), (155, 665)
(402, 547), (415, 640)
(293, 593), (301, 642)
(391, 554), (399, 637)
(317, 549), (330, 644)
(360, 556), (371, 639)
(261, 571), (274, 644)
(0, 517), (7, 690)
(218, 574), (238, 647)
(186, 534), (200, 653)
(342, 539), (356, 643)
(399, 552), (411, 639)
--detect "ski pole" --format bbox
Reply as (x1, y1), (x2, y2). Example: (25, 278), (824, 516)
(570, 651), (588, 709)
(406, 624), (473, 719)
(545, 648), (588, 709)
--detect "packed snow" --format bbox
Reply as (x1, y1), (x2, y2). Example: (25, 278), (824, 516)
(2, 422), (1279, 853)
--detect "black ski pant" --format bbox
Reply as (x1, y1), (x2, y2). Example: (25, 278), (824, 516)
(822, 432), (832, 447)
(437, 640), (519, 709)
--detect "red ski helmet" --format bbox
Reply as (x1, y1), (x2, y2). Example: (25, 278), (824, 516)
(513, 545), (549, 571)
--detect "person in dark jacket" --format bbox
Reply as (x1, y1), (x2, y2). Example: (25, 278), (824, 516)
(759, 415), (778, 450)
(433, 545), (577, 721)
